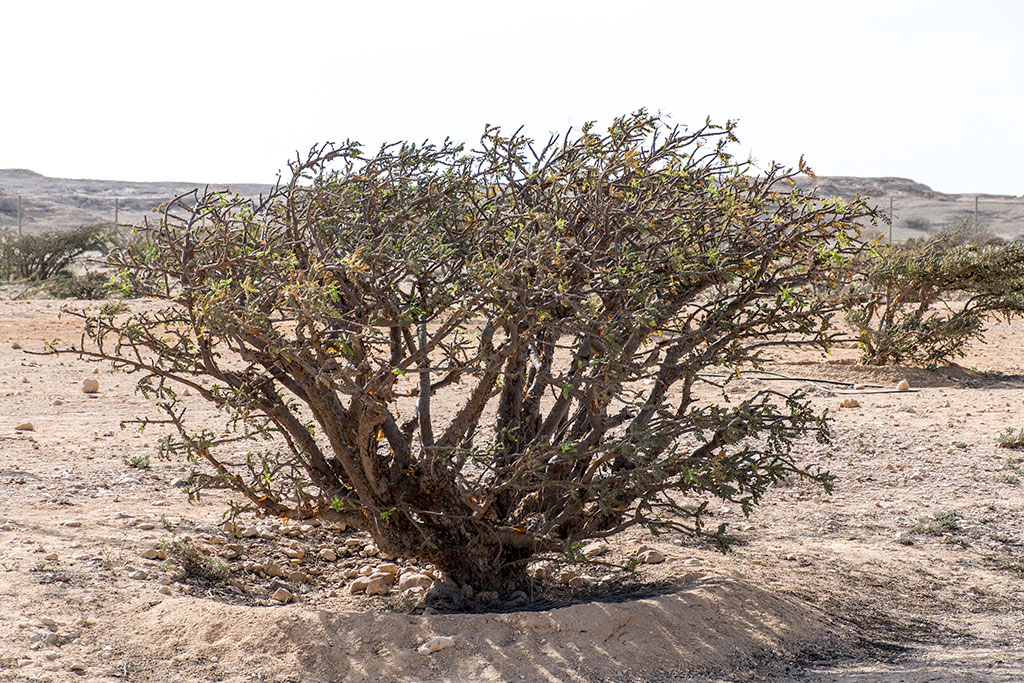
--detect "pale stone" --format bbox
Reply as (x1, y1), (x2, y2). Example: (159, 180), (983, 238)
(270, 587), (293, 603)
(287, 571), (308, 584)
(81, 378), (100, 394)
(896, 379), (911, 391)
(398, 573), (434, 591)
(582, 541), (608, 559)
(364, 572), (395, 595)
(638, 549), (666, 564)
(318, 548), (337, 562)
(262, 562), (284, 578)
(417, 636), (455, 654)
(376, 562), (400, 575)
(349, 576), (372, 594)
(840, 398), (861, 409)
(14, 422), (34, 432)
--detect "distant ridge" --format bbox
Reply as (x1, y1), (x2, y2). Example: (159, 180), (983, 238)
(1, 170), (1021, 241)
(0, 169), (274, 235)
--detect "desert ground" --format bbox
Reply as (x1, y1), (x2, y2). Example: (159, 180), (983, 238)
(1, 298), (1023, 682)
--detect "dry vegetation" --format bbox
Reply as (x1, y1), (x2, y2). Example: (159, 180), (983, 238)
(1, 114), (1022, 682)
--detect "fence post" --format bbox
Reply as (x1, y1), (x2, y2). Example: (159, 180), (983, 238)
(889, 196), (893, 244)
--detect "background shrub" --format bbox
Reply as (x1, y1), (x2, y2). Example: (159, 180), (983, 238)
(847, 224), (1024, 365)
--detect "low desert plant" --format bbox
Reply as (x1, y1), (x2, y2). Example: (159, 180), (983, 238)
(166, 538), (230, 582)
(123, 453), (150, 469)
(910, 509), (963, 536)
(846, 224), (1024, 365)
(41, 270), (114, 299)
(58, 112), (873, 590)
(997, 428), (1024, 450)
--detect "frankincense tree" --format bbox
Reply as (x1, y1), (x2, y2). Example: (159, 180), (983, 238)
(61, 112), (872, 589)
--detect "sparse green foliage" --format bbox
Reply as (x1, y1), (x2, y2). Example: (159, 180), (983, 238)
(166, 538), (229, 582)
(997, 428), (1024, 450)
(847, 224), (1024, 365)
(61, 112), (873, 589)
(123, 453), (150, 469)
(910, 509), (963, 536)
(0, 223), (112, 282)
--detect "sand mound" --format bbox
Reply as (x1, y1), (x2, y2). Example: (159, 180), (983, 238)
(111, 575), (851, 682)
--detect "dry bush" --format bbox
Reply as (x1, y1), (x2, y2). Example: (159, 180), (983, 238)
(60, 112), (873, 590)
(846, 224), (1024, 366)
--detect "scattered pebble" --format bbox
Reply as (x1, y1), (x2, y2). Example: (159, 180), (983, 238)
(81, 378), (100, 394)
(582, 541), (608, 560)
(15, 422), (35, 431)
(637, 548), (666, 564)
(896, 379), (910, 391)
(318, 548), (337, 562)
(271, 587), (294, 603)
(840, 398), (861, 409)
(417, 635), (455, 654)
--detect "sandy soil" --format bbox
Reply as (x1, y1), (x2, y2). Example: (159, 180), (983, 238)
(1, 299), (1022, 682)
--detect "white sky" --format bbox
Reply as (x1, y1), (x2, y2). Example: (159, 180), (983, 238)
(2, 0), (1021, 194)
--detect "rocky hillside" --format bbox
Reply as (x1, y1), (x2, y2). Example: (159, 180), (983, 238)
(0, 169), (273, 235)
(2, 169), (1022, 241)
(793, 175), (1024, 242)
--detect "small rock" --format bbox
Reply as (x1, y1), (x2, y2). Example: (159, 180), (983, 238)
(140, 548), (161, 560)
(270, 587), (293, 603)
(282, 548), (305, 560)
(582, 541), (608, 560)
(69, 662), (87, 672)
(262, 562), (285, 578)
(638, 549), (666, 564)
(138, 522), (156, 531)
(318, 548), (337, 562)
(81, 378), (100, 394)
(681, 557), (702, 567)
(398, 573), (434, 591)
(853, 384), (866, 390)
(896, 379), (910, 391)
(839, 398), (861, 409)
(11, 342), (22, 349)
(40, 617), (58, 629)
(417, 635), (455, 654)
(43, 553), (58, 562)
(92, 368), (99, 375)
(129, 570), (148, 580)
(287, 571), (308, 584)
(349, 577), (372, 594)
(14, 422), (34, 432)
(158, 586), (172, 595)
(376, 562), (400, 575)
(365, 572), (395, 595)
